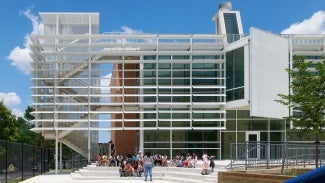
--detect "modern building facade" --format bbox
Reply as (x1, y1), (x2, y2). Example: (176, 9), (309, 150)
(30, 2), (324, 171)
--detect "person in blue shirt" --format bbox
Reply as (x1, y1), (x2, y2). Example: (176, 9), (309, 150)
(143, 151), (154, 181)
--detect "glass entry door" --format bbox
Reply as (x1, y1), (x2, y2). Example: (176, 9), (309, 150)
(246, 131), (260, 160)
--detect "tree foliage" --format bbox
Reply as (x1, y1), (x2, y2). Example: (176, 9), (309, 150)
(0, 102), (53, 148)
(277, 56), (325, 167)
(277, 56), (325, 135)
(0, 101), (19, 141)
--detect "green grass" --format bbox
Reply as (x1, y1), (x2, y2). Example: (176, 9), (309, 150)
(6, 176), (33, 183)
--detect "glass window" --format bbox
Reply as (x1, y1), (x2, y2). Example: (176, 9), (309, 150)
(144, 63), (156, 69)
(158, 88), (171, 94)
(158, 96), (171, 102)
(270, 120), (285, 130)
(143, 79), (155, 85)
(173, 55), (189, 60)
(171, 113), (186, 119)
(172, 96), (190, 102)
(192, 63), (219, 69)
(158, 79), (171, 85)
(226, 110), (236, 119)
(226, 120), (236, 131)
(172, 63), (189, 69)
(144, 96), (156, 102)
(172, 121), (190, 127)
(144, 71), (155, 77)
(158, 121), (170, 127)
(144, 113), (156, 119)
(172, 79), (190, 85)
(173, 71), (190, 77)
(144, 55), (156, 60)
(172, 88), (190, 94)
(192, 55), (220, 60)
(223, 13), (239, 43)
(158, 71), (170, 78)
(144, 88), (156, 94)
(143, 121), (156, 127)
(226, 47), (244, 102)
(158, 55), (171, 60)
(158, 63), (171, 69)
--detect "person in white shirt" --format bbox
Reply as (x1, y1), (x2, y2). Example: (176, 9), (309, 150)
(201, 152), (209, 175)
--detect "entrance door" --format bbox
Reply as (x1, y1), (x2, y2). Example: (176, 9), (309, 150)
(246, 131), (260, 160)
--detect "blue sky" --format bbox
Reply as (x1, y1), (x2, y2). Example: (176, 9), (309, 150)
(0, 0), (324, 142)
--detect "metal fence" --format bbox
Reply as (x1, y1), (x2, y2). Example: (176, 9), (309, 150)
(227, 142), (325, 170)
(0, 140), (51, 183)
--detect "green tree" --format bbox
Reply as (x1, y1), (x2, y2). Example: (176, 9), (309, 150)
(277, 55), (325, 168)
(15, 106), (37, 144)
(17, 106), (54, 148)
(24, 106), (35, 121)
(0, 101), (19, 141)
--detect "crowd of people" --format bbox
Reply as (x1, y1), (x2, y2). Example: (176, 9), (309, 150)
(171, 152), (198, 168)
(96, 153), (116, 167)
(95, 150), (216, 181)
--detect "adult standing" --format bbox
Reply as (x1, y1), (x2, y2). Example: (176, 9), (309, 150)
(192, 152), (198, 168)
(108, 140), (115, 157)
(116, 154), (123, 167)
(143, 151), (154, 181)
(201, 152), (209, 175)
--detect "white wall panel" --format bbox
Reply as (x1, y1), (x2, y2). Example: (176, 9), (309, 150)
(250, 28), (289, 118)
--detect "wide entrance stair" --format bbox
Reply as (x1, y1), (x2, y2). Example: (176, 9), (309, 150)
(71, 161), (229, 183)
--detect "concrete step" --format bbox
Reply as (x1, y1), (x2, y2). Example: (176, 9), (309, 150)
(72, 170), (219, 182)
(71, 161), (228, 182)
(71, 173), (216, 183)
(77, 166), (218, 175)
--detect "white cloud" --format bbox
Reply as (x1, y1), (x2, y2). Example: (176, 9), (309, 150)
(7, 46), (32, 75)
(12, 108), (24, 118)
(0, 92), (24, 117)
(121, 25), (143, 34)
(0, 92), (21, 107)
(112, 26), (144, 44)
(281, 11), (325, 34)
(6, 9), (44, 75)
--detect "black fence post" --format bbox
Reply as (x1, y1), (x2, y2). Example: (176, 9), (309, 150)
(266, 142), (270, 169)
(5, 140), (8, 183)
(21, 143), (24, 181)
(245, 141), (248, 170)
(32, 147), (35, 177)
(42, 147), (46, 174)
(41, 147), (45, 174)
(40, 147), (42, 174)
(47, 148), (50, 172)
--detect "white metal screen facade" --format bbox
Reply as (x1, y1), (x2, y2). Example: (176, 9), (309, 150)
(30, 13), (227, 160)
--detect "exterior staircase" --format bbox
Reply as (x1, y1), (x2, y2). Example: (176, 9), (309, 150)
(61, 138), (87, 158)
(70, 161), (228, 183)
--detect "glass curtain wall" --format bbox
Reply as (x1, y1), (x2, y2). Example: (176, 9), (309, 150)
(142, 53), (225, 159)
(221, 110), (286, 159)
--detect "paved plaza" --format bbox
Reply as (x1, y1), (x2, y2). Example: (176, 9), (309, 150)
(21, 174), (177, 183)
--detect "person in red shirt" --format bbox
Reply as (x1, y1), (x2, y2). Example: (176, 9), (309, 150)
(96, 153), (102, 166)
(124, 162), (133, 176)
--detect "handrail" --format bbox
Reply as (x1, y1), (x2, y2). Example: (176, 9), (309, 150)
(227, 142), (325, 170)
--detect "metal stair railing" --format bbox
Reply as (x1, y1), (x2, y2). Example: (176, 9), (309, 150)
(61, 138), (87, 158)
(226, 142), (325, 170)
(58, 55), (102, 85)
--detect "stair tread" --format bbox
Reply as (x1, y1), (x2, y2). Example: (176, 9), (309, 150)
(72, 163), (226, 182)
